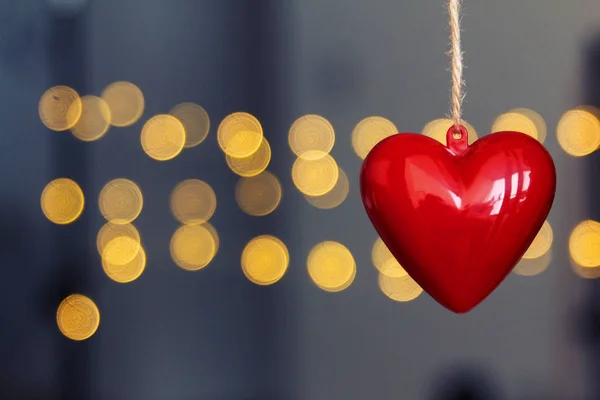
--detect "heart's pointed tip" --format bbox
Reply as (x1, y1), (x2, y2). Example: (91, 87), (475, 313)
(440, 299), (480, 314)
(448, 306), (475, 314)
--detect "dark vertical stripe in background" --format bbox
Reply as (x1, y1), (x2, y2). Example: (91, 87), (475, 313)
(47, 11), (92, 400)
(581, 34), (600, 400)
(235, 2), (293, 398)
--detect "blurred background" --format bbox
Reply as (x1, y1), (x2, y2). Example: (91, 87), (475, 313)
(1, 0), (600, 399)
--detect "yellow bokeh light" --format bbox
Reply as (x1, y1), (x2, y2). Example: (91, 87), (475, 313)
(99, 178), (143, 224)
(422, 118), (478, 145)
(102, 246), (146, 283)
(491, 111), (538, 141)
(513, 251), (551, 277)
(226, 138), (271, 177)
(170, 179), (216, 225)
(292, 152), (339, 196)
(235, 171), (282, 216)
(307, 241), (356, 292)
(288, 115), (335, 160)
(70, 95), (112, 142)
(169, 102), (210, 148)
(569, 220), (600, 267)
(141, 114), (186, 161)
(577, 106), (600, 119)
(371, 237), (408, 278)
(571, 257), (600, 279)
(102, 236), (141, 266)
(557, 108), (600, 157)
(170, 224), (216, 271)
(304, 167), (349, 209)
(378, 273), (423, 302)
(101, 81), (145, 127)
(204, 222), (220, 256)
(56, 294), (100, 341)
(510, 108), (547, 143)
(217, 112), (263, 158)
(523, 220), (553, 259)
(39, 85), (82, 131)
(96, 222), (141, 266)
(41, 178), (85, 225)
(351, 116), (398, 159)
(241, 235), (289, 285)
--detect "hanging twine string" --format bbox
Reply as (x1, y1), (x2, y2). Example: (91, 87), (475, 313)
(448, 0), (464, 132)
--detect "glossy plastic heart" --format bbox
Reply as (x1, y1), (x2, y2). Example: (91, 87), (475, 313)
(360, 126), (556, 313)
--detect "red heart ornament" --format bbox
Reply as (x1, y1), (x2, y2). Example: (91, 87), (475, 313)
(360, 126), (556, 313)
